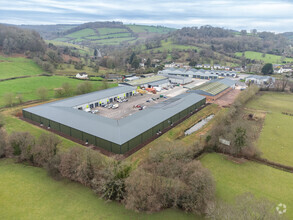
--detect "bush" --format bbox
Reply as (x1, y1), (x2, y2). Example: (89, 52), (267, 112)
(7, 132), (35, 161)
(92, 161), (132, 201)
(0, 114), (5, 128)
(37, 87), (48, 101)
(45, 154), (62, 180)
(0, 129), (7, 158)
(76, 81), (93, 95)
(32, 133), (61, 166)
(124, 147), (215, 214)
(59, 147), (105, 186)
(3, 92), (14, 107)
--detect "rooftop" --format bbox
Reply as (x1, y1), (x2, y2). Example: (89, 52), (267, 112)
(24, 89), (205, 145)
(125, 75), (167, 86)
(188, 78), (235, 96)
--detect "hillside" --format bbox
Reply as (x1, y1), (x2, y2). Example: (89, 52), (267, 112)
(40, 22), (175, 47)
(235, 51), (293, 64)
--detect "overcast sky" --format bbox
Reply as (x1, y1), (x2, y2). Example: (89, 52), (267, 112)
(0, 0), (293, 32)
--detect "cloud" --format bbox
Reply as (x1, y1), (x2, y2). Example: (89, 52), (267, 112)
(0, 0), (293, 32)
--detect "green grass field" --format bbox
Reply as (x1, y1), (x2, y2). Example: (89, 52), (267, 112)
(0, 76), (117, 107)
(0, 56), (44, 79)
(65, 28), (96, 39)
(97, 27), (128, 35)
(235, 51), (293, 63)
(126, 24), (175, 33)
(201, 153), (293, 219)
(92, 37), (136, 45)
(0, 159), (199, 220)
(246, 92), (293, 167)
(143, 39), (199, 53)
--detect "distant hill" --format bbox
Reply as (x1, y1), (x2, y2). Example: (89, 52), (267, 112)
(18, 22), (175, 47)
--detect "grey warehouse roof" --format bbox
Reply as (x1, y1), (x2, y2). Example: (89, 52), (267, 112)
(48, 86), (136, 107)
(23, 89), (205, 145)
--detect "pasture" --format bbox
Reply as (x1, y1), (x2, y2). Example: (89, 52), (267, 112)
(0, 159), (199, 220)
(0, 76), (117, 107)
(201, 153), (293, 219)
(246, 92), (293, 167)
(0, 56), (44, 79)
(235, 51), (293, 63)
(126, 24), (174, 33)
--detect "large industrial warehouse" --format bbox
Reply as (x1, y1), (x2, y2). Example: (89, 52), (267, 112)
(22, 86), (206, 154)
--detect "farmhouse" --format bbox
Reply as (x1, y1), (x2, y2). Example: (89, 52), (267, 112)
(76, 72), (88, 79)
(23, 86), (206, 154)
(187, 78), (236, 102)
(245, 75), (275, 86)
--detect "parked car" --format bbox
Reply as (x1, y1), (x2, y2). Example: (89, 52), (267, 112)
(135, 104), (141, 108)
(101, 104), (106, 107)
(108, 104), (113, 109)
(91, 110), (99, 114)
(123, 99), (128, 102)
(112, 104), (119, 109)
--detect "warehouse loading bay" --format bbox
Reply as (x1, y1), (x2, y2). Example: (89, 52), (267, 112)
(93, 83), (200, 120)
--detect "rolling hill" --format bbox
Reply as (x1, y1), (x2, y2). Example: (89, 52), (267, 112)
(47, 22), (175, 46)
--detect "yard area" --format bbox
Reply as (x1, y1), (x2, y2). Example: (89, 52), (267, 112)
(200, 153), (293, 219)
(246, 92), (293, 167)
(0, 55), (44, 79)
(0, 159), (200, 220)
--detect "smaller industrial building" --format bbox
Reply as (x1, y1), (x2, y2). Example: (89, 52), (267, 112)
(120, 75), (170, 88)
(161, 74), (192, 85)
(159, 68), (237, 79)
(245, 75), (275, 86)
(187, 78), (236, 102)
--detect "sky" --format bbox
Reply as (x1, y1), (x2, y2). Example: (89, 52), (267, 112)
(0, 0), (293, 32)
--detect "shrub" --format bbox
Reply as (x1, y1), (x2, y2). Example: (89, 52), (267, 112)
(59, 147), (105, 186)
(124, 168), (166, 212)
(0, 129), (7, 157)
(76, 81), (93, 94)
(45, 153), (62, 179)
(3, 92), (14, 107)
(92, 161), (132, 201)
(124, 148), (215, 214)
(7, 132), (35, 161)
(37, 87), (48, 101)
(32, 133), (61, 166)
(0, 113), (5, 128)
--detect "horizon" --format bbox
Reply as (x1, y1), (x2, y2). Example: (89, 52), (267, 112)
(1, 0), (293, 33)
